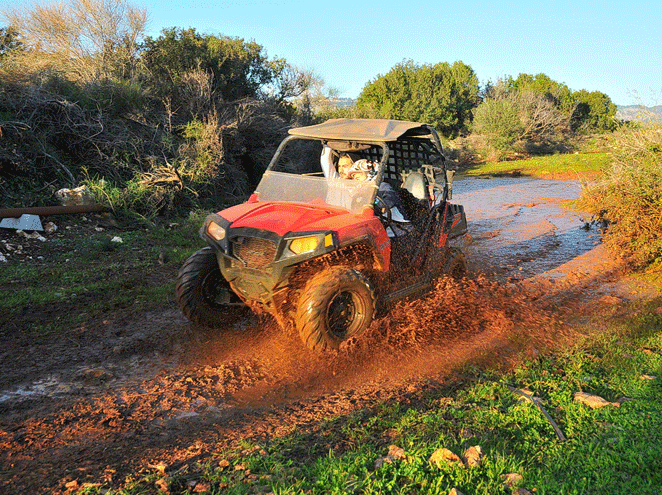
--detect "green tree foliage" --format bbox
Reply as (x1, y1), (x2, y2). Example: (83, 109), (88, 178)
(474, 74), (619, 155)
(471, 98), (523, 150)
(472, 78), (571, 155)
(572, 89), (617, 132)
(504, 73), (618, 132)
(506, 73), (575, 112)
(141, 28), (284, 102)
(356, 60), (479, 137)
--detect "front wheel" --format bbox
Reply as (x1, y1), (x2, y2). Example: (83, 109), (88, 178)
(175, 247), (246, 328)
(296, 267), (376, 351)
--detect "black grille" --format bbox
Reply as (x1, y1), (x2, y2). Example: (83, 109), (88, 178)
(233, 237), (277, 268)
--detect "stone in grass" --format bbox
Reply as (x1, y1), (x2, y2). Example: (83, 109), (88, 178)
(375, 445), (407, 469)
(502, 472), (523, 487)
(574, 391), (620, 409)
(192, 481), (211, 493)
(462, 445), (483, 467)
(429, 448), (463, 469)
(154, 476), (171, 493)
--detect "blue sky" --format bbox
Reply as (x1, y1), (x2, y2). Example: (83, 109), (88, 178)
(5, 0), (662, 105)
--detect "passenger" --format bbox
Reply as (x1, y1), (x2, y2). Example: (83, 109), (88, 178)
(334, 152), (411, 228)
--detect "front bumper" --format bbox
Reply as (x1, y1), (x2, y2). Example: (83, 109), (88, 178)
(200, 213), (337, 308)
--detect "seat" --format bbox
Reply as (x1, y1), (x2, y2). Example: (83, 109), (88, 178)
(402, 171), (430, 203)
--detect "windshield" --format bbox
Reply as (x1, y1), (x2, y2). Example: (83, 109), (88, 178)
(255, 171), (377, 214)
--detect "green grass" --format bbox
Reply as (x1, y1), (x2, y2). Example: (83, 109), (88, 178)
(461, 152), (611, 179)
(0, 214), (207, 334)
(89, 299), (662, 495)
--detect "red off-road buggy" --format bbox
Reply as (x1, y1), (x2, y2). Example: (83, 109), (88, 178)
(176, 119), (467, 351)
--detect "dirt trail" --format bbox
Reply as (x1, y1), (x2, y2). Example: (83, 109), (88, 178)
(1, 177), (657, 494)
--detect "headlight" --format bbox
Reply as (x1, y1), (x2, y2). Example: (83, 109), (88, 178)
(207, 222), (226, 241)
(289, 236), (319, 255)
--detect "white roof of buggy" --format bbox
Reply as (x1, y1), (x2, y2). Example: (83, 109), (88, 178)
(288, 119), (432, 143)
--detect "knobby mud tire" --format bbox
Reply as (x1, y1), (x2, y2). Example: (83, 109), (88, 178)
(296, 267), (376, 352)
(444, 248), (467, 279)
(175, 247), (246, 328)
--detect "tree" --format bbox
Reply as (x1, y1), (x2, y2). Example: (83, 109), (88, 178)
(140, 28), (284, 102)
(472, 78), (571, 153)
(472, 98), (522, 150)
(2, 0), (147, 81)
(572, 89), (617, 132)
(504, 73), (617, 132)
(0, 26), (22, 58)
(506, 73), (575, 112)
(356, 60), (480, 137)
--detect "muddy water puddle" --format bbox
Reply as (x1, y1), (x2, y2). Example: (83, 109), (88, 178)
(453, 177), (600, 279)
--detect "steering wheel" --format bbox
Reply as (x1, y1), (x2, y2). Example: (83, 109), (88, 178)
(373, 195), (392, 228)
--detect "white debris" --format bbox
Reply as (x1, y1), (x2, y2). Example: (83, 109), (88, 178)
(16, 230), (47, 242)
(56, 185), (96, 206)
(111, 236), (123, 244)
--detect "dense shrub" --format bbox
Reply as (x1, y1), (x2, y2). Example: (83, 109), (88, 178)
(578, 127), (662, 270)
(572, 89), (618, 132)
(0, 77), (290, 216)
(0, 0), (302, 219)
(141, 28), (284, 105)
(471, 80), (571, 158)
(3, 0), (146, 82)
(356, 60), (480, 138)
(471, 98), (522, 151)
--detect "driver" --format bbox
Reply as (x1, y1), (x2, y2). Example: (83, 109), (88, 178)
(332, 151), (411, 230)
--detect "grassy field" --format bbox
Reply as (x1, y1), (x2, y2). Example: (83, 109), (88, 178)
(0, 214), (206, 335)
(460, 152), (611, 180)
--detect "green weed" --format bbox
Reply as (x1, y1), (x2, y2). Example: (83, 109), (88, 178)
(462, 152), (610, 179)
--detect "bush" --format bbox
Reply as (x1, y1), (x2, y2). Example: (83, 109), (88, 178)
(3, 0), (146, 82)
(471, 98), (522, 151)
(579, 127), (662, 270)
(356, 60), (480, 137)
(471, 80), (572, 158)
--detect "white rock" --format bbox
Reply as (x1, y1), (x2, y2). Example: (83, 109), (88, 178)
(56, 185), (96, 206)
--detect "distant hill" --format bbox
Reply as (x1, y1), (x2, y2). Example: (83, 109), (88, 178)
(616, 105), (662, 123)
(330, 97), (355, 109)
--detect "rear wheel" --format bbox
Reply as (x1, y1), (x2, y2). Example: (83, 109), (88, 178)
(444, 248), (467, 279)
(175, 247), (246, 328)
(296, 267), (376, 351)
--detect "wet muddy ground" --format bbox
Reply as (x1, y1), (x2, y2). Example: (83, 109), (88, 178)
(454, 177), (601, 279)
(1, 177), (656, 494)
